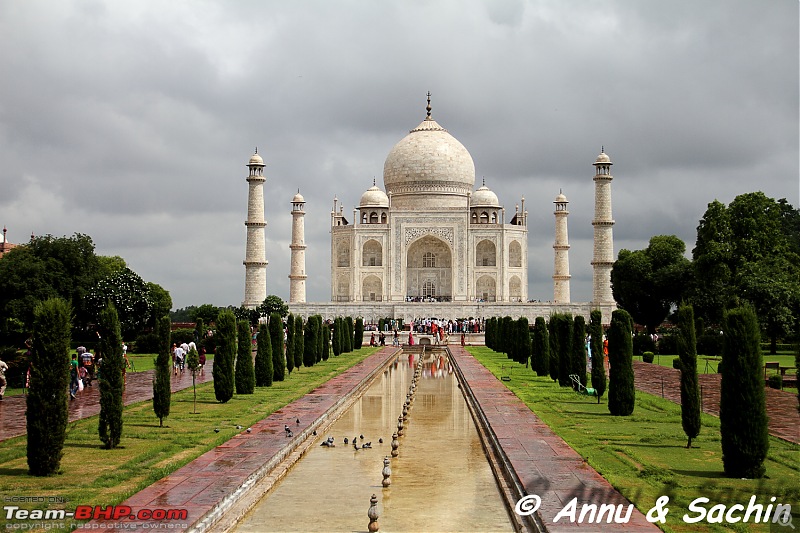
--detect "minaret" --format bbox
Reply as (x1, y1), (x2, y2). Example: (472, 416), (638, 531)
(553, 191), (571, 303)
(289, 190), (307, 303)
(591, 148), (615, 303)
(242, 149), (268, 308)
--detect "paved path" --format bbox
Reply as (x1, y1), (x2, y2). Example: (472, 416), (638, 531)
(449, 346), (658, 532)
(632, 361), (799, 444)
(0, 368), (213, 442)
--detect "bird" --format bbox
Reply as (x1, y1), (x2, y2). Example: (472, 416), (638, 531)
(360, 434), (364, 440)
(353, 441), (359, 450)
(246, 428), (252, 433)
(296, 418), (300, 425)
(362, 442), (372, 449)
(236, 425), (242, 430)
(378, 438), (383, 444)
(284, 425), (293, 437)
(214, 429), (220, 433)
(312, 430), (317, 436)
(343, 437), (349, 444)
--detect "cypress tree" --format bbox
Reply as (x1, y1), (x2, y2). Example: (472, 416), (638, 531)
(677, 303), (701, 448)
(501, 316), (513, 357)
(720, 306), (768, 478)
(304, 316), (317, 367)
(608, 309), (635, 416)
(27, 297), (71, 476)
(354, 317), (364, 349)
(484, 317), (494, 350)
(255, 323), (273, 387)
(98, 303), (125, 449)
(556, 314), (573, 387)
(294, 315), (304, 369)
(285, 313), (295, 374)
(344, 317), (354, 352)
(152, 315), (172, 426)
(332, 318), (342, 356)
(323, 321), (331, 360)
(532, 317), (549, 377)
(548, 316), (559, 382)
(269, 312), (285, 381)
(213, 310), (236, 402)
(194, 318), (204, 345)
(571, 315), (587, 388)
(235, 320), (255, 394)
(516, 317), (530, 366)
(589, 310), (606, 404)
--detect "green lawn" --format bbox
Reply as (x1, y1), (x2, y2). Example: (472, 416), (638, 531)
(637, 353), (797, 376)
(0, 348), (378, 517)
(468, 347), (800, 533)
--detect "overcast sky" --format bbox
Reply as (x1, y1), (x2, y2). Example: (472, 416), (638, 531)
(1, 0), (797, 310)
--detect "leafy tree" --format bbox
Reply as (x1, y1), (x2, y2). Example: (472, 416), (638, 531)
(98, 303), (125, 449)
(720, 306), (769, 478)
(96, 255), (127, 279)
(258, 295), (288, 319)
(233, 305), (260, 327)
(0, 233), (103, 331)
(692, 193), (800, 352)
(235, 320), (255, 394)
(531, 317), (549, 376)
(571, 315), (587, 389)
(611, 235), (693, 334)
(213, 310), (236, 402)
(86, 268), (153, 338)
(186, 346), (200, 413)
(293, 315), (304, 370)
(255, 323), (273, 387)
(191, 304), (221, 325)
(354, 318), (364, 349)
(589, 310), (606, 404)
(676, 303), (701, 448)
(285, 313), (295, 374)
(607, 309), (635, 416)
(146, 282), (172, 327)
(152, 316), (171, 427)
(332, 318), (342, 356)
(344, 317), (354, 352)
(547, 316), (559, 383)
(304, 316), (318, 367)
(269, 312), (285, 381)
(27, 298), (71, 475)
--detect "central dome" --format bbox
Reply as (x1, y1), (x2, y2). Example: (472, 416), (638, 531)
(383, 112), (475, 210)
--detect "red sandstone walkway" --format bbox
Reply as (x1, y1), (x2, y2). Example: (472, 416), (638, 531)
(449, 346), (659, 532)
(632, 361), (800, 444)
(0, 368), (213, 442)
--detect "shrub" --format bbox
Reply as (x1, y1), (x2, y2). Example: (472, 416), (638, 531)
(608, 309), (635, 416)
(642, 351), (655, 363)
(720, 306), (769, 478)
(152, 316), (171, 427)
(27, 298), (71, 475)
(589, 310), (606, 404)
(235, 320), (255, 394)
(657, 335), (678, 355)
(213, 310), (236, 402)
(677, 303), (701, 449)
(768, 375), (782, 390)
(133, 332), (160, 354)
(697, 333), (723, 357)
(673, 357), (682, 370)
(633, 333), (656, 355)
(98, 303), (125, 449)
(171, 328), (195, 345)
(255, 323), (273, 387)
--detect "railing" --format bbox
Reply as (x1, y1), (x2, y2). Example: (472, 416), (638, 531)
(404, 296), (452, 303)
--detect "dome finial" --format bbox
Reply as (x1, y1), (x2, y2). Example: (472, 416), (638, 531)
(255, 146), (258, 154)
(482, 177), (485, 187)
(426, 91), (432, 119)
(601, 145), (604, 154)
(373, 177), (376, 186)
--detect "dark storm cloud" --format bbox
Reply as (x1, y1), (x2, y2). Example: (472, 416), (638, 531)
(0, 0), (796, 308)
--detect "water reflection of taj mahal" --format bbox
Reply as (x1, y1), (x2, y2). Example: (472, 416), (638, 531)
(244, 95), (617, 323)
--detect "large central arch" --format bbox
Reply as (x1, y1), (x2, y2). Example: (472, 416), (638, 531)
(406, 235), (452, 301)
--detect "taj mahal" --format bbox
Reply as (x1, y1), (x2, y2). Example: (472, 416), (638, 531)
(242, 95), (617, 323)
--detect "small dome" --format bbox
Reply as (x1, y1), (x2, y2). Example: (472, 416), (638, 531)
(249, 152), (264, 165)
(359, 185), (389, 208)
(471, 184), (500, 207)
(595, 150), (611, 164)
(292, 192), (305, 203)
(555, 192), (568, 203)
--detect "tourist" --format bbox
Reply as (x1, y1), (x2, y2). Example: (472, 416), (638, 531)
(198, 347), (207, 376)
(379, 331), (386, 346)
(460, 332), (465, 346)
(0, 356), (8, 400)
(393, 329), (399, 346)
(408, 331), (414, 346)
(173, 343), (185, 376)
(79, 349), (95, 386)
(370, 333), (376, 347)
